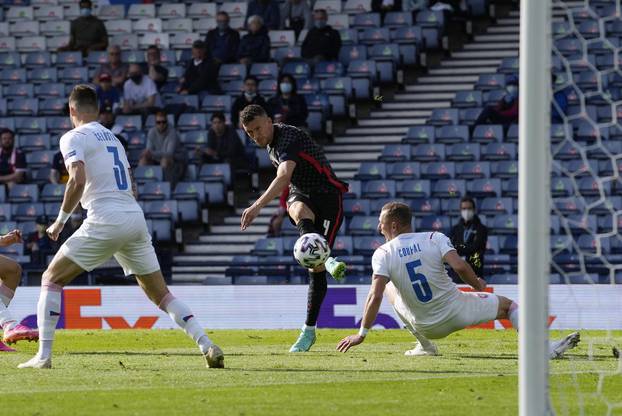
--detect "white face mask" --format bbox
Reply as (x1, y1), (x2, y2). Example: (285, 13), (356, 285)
(461, 209), (474, 222)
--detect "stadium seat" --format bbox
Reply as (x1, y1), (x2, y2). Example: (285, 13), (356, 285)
(402, 126), (434, 144)
(481, 143), (517, 161)
(139, 182), (171, 201)
(480, 197), (514, 215)
(201, 95), (231, 113)
(384, 11), (413, 28)
(491, 214), (518, 235)
(431, 179), (466, 198)
(348, 216), (379, 235)
(12, 202), (44, 222)
(475, 74), (506, 91)
(411, 144), (444, 162)
(409, 198), (440, 216)
(428, 108), (459, 126)
(252, 238), (284, 256)
(455, 161), (489, 179)
(24, 51), (51, 69)
(134, 166), (164, 184)
(436, 125), (469, 144)
(421, 162), (455, 179)
(8, 98), (38, 116)
(362, 180), (396, 199)
(396, 179), (431, 198)
(9, 184), (38, 203)
(177, 113), (207, 131)
(343, 199), (371, 218)
(353, 236), (384, 256)
(417, 215), (451, 233)
(199, 164), (232, 187)
(447, 143), (481, 162)
(387, 162), (420, 180)
(16, 117), (46, 134)
(378, 144), (410, 162)
(355, 162), (386, 180)
(26, 150), (54, 168)
(0, 203), (11, 222)
(466, 178), (502, 198)
(453, 90), (483, 108)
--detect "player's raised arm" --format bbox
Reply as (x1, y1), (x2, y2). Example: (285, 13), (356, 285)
(337, 275), (389, 353)
(241, 160), (295, 231)
(443, 250), (486, 291)
(47, 161), (86, 241)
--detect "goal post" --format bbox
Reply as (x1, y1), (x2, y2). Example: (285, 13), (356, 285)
(519, 0), (552, 415)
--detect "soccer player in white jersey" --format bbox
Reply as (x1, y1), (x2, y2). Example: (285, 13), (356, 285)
(18, 85), (224, 369)
(337, 201), (580, 359)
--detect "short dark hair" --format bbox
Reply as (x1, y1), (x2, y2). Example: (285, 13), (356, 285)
(0, 128), (14, 138)
(211, 111), (226, 123)
(460, 196), (476, 209)
(192, 40), (206, 50)
(381, 202), (412, 228)
(69, 84), (99, 114)
(147, 45), (160, 53)
(314, 9), (327, 18)
(244, 75), (259, 84)
(79, 0), (92, 8)
(217, 11), (230, 20)
(240, 104), (268, 126)
(155, 110), (167, 120)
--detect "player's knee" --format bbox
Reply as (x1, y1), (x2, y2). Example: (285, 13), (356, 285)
(496, 296), (512, 318)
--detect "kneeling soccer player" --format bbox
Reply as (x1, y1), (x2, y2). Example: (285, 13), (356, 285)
(18, 85), (223, 369)
(337, 201), (580, 359)
(0, 229), (39, 352)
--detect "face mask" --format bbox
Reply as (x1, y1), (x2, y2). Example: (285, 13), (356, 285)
(461, 209), (474, 222)
(217, 22), (228, 31)
(280, 82), (292, 94)
(80, 8), (91, 17)
(314, 20), (327, 29)
(244, 91), (256, 100)
(130, 74), (143, 84)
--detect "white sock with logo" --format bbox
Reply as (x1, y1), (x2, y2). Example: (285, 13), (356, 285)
(158, 293), (213, 354)
(0, 283), (17, 331)
(37, 282), (63, 360)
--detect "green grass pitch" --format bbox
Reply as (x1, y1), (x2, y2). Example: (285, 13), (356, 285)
(1, 329), (621, 415)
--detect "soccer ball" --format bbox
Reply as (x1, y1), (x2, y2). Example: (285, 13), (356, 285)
(293, 233), (331, 268)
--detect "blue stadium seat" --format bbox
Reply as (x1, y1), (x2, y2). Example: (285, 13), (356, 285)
(4, 84), (33, 99)
(421, 162), (455, 179)
(353, 235), (385, 255)
(34, 82), (65, 98)
(344, 180), (361, 199)
(12, 202), (44, 222)
(362, 180), (396, 199)
(8, 184), (38, 203)
(481, 197), (513, 215)
(490, 161), (518, 179)
(491, 214), (518, 234)
(355, 161), (386, 180)
(201, 95), (232, 113)
(455, 161), (490, 179)
(481, 143), (517, 161)
(483, 89), (506, 106)
(402, 125), (434, 144)
(134, 166), (164, 184)
(218, 64), (247, 82)
(343, 199), (371, 217)
(40, 183), (65, 203)
(198, 164), (232, 186)
(396, 179), (431, 198)
(387, 161), (420, 180)
(28, 67), (57, 83)
(460, 108), (483, 125)
(258, 79), (277, 97)
(282, 61), (311, 80)
(0, 52), (20, 69)
(177, 113), (207, 131)
(332, 235), (354, 256)
(139, 181), (171, 201)
(555, 37), (582, 57)
(205, 182), (225, 205)
(467, 178), (502, 198)
(180, 130), (208, 148)
(252, 238), (284, 256)
(39, 98), (66, 116)
(348, 215), (379, 235)
(15, 117), (46, 134)
(472, 124), (504, 143)
(447, 143), (481, 162)
(314, 61), (345, 79)
(411, 144), (444, 162)
(8, 98), (38, 116)
(368, 44), (400, 82)
(297, 78), (321, 95)
(273, 46), (301, 65)
(116, 115), (142, 133)
(563, 214), (597, 235)
(18, 133), (50, 151)
(347, 60), (377, 100)
(173, 182), (206, 204)
(0, 68), (26, 83)
(26, 150), (54, 168)
(498, 57), (519, 74)
(432, 179), (466, 198)
(378, 144), (410, 162)
(384, 11), (413, 28)
(0, 203), (11, 222)
(144, 200), (178, 222)
(436, 125), (469, 144)
(56, 51), (82, 68)
(475, 73), (506, 91)
(453, 90), (482, 108)
(59, 67), (88, 83)
(550, 177), (575, 197)
(163, 94), (199, 112)
(417, 215), (451, 233)
(249, 62), (278, 80)
(360, 28), (390, 46)
(339, 45), (367, 66)
(351, 12), (381, 29)
(409, 198), (440, 216)
(428, 108), (459, 126)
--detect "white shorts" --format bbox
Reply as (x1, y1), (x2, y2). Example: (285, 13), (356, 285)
(59, 212), (160, 276)
(390, 290), (499, 340)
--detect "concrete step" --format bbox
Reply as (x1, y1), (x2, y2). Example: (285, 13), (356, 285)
(172, 266), (227, 273)
(357, 118), (424, 127)
(336, 135), (402, 144)
(338, 170), (358, 179)
(496, 18), (519, 25)
(441, 59), (502, 67)
(404, 84), (472, 92)
(174, 255), (233, 263)
(330, 160), (364, 169)
(347, 126), (409, 135)
(381, 101), (447, 110)
(184, 243), (255, 254)
(474, 34), (519, 42)
(199, 234), (261, 243)
(393, 92), (455, 101)
(369, 110), (430, 118)
(210, 224), (264, 234)
(224, 216), (270, 225)
(328, 152), (379, 162)
(324, 144), (385, 152)
(463, 42), (519, 51)
(451, 50), (518, 59)
(416, 75), (479, 84)
(428, 67), (496, 75)
(487, 26), (519, 34)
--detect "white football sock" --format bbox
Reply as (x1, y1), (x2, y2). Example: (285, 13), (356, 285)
(303, 324), (316, 332)
(159, 293), (213, 353)
(37, 282), (63, 360)
(509, 302), (519, 331)
(0, 283), (17, 331)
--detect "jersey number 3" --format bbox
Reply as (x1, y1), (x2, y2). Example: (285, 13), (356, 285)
(107, 147), (128, 190)
(405, 259), (433, 303)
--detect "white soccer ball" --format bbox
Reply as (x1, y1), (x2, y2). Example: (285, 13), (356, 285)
(293, 233), (331, 268)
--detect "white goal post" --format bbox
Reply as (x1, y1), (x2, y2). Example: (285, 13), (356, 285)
(519, 0), (552, 415)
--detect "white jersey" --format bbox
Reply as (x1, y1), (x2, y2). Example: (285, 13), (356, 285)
(60, 121), (142, 222)
(372, 231), (461, 326)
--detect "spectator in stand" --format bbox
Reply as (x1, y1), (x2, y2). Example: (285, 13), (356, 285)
(268, 74), (308, 127)
(195, 112), (246, 171)
(475, 75), (519, 126)
(178, 40), (221, 95)
(246, 0), (281, 31)
(26, 216), (56, 266)
(0, 129), (26, 188)
(95, 73), (120, 111)
(449, 196), (488, 280)
(140, 110), (186, 184)
(301, 9), (342, 62)
(403, 0), (428, 17)
(145, 45), (169, 91)
(50, 151), (68, 184)
(205, 12), (240, 64)
(551, 74), (568, 123)
(372, 0), (403, 22)
(280, 0), (312, 37)
(123, 63), (162, 115)
(231, 75), (268, 128)
(58, 0), (108, 56)
(93, 45), (128, 90)
(99, 105), (124, 136)
(238, 16), (271, 65)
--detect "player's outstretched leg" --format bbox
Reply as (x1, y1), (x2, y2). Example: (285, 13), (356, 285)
(496, 296), (580, 359)
(0, 257), (38, 347)
(136, 272), (224, 368)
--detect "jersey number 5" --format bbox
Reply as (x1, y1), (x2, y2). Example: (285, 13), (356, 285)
(107, 146), (129, 190)
(405, 259), (433, 303)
